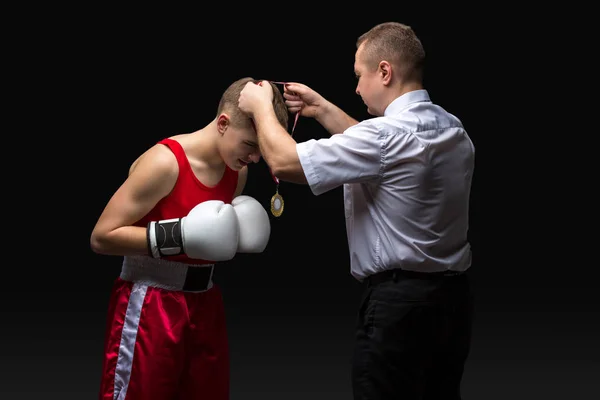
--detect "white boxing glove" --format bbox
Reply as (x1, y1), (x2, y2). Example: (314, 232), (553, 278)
(147, 200), (240, 261)
(231, 195), (271, 253)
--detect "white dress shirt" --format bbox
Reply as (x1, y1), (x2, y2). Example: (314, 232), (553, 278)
(296, 90), (475, 281)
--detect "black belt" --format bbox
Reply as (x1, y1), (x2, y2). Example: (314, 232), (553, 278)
(366, 268), (464, 287)
(182, 265), (213, 292)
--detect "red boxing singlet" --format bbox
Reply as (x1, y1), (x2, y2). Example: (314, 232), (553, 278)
(136, 137), (239, 264)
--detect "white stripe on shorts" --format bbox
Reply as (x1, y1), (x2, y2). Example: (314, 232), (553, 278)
(114, 282), (148, 400)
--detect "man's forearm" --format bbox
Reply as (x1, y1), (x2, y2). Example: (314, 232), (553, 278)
(253, 106), (307, 184)
(316, 101), (359, 135)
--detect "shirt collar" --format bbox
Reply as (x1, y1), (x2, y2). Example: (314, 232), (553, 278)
(384, 89), (431, 117)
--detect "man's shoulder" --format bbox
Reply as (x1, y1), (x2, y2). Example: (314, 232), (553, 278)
(345, 118), (387, 136)
(344, 116), (413, 141)
(384, 103), (464, 135)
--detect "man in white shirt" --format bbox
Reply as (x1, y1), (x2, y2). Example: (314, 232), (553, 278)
(239, 22), (475, 400)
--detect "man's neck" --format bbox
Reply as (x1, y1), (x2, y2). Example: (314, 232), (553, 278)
(397, 81), (424, 97)
(380, 81), (424, 115)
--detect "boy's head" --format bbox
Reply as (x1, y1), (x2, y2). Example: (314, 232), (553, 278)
(216, 77), (289, 170)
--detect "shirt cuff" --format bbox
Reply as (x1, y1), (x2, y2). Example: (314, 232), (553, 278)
(296, 140), (324, 196)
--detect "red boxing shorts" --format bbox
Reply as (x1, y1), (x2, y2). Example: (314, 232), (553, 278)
(98, 256), (229, 400)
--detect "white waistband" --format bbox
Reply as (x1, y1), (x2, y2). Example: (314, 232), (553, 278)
(120, 255), (214, 292)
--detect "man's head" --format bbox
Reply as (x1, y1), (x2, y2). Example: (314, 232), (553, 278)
(215, 77), (289, 170)
(354, 22), (425, 116)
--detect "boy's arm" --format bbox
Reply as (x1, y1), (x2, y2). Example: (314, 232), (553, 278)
(90, 144), (179, 256)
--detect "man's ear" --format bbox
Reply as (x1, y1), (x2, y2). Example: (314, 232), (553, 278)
(379, 61), (392, 85)
(217, 113), (230, 134)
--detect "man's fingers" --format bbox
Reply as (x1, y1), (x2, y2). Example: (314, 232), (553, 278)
(285, 99), (303, 109)
(283, 92), (301, 101)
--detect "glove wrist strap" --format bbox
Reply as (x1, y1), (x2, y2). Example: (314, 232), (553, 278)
(147, 218), (184, 258)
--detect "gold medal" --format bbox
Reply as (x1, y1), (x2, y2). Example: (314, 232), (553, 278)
(265, 111), (301, 219)
(271, 191), (284, 217)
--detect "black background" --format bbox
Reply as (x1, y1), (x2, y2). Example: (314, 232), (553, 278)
(3, 6), (596, 399)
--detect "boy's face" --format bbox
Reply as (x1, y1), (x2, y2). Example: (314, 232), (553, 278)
(219, 115), (261, 171)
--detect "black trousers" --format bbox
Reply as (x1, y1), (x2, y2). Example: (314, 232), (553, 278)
(352, 269), (474, 400)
